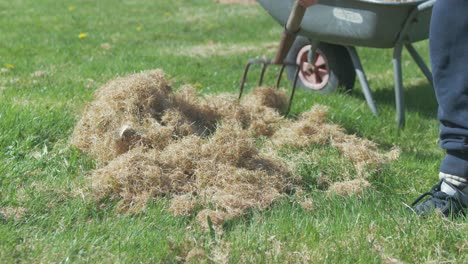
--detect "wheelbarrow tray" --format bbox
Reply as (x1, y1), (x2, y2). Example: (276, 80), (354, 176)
(257, 0), (432, 48)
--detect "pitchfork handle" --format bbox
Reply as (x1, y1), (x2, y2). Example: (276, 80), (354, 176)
(273, 1), (307, 65)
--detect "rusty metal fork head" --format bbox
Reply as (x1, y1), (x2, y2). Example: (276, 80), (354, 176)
(238, 58), (301, 115)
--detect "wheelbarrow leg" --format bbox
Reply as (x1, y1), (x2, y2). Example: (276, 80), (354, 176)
(346, 46), (378, 116)
(393, 44), (405, 128)
(405, 43), (433, 87)
(307, 39), (321, 62)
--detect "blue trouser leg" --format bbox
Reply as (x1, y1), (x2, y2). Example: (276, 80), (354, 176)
(430, 0), (468, 187)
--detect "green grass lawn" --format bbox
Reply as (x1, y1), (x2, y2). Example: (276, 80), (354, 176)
(1, 0), (466, 263)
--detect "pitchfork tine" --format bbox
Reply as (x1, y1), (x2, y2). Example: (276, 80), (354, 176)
(258, 62), (268, 86)
(286, 65), (300, 115)
(276, 64), (286, 88)
(239, 61), (253, 100)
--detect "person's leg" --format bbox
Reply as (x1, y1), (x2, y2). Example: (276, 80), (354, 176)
(432, 0), (468, 188)
(412, 0), (468, 216)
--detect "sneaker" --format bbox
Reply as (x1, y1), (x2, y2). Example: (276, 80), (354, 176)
(411, 180), (468, 217)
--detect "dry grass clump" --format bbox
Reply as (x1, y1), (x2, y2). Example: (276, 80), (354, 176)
(327, 179), (372, 198)
(205, 87), (287, 137)
(196, 209), (226, 230)
(72, 69), (399, 223)
(0, 207), (26, 221)
(332, 135), (400, 177)
(239, 87), (287, 136)
(185, 248), (206, 263)
(298, 197), (314, 212)
(91, 148), (170, 213)
(169, 86), (220, 137)
(71, 70), (222, 165)
(270, 105), (343, 147)
(71, 70), (174, 164)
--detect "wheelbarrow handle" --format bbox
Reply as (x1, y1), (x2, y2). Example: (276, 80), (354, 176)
(273, 0), (309, 64)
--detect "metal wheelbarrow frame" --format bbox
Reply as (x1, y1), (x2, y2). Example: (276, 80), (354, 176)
(250, 0), (436, 127)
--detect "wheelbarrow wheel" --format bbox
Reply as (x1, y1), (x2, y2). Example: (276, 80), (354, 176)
(285, 36), (355, 94)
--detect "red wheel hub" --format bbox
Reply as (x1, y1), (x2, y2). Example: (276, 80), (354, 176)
(296, 45), (330, 90)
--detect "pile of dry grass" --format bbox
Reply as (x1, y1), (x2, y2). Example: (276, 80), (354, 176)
(71, 69), (398, 226)
(72, 70), (291, 222)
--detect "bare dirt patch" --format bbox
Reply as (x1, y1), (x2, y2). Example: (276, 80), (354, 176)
(71, 69), (398, 225)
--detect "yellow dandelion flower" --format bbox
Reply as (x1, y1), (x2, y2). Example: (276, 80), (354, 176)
(194, 83), (203, 89)
(164, 12), (172, 18)
(136, 26), (143, 31)
(78, 33), (87, 39)
(68, 6), (76, 11)
(6, 64), (15, 69)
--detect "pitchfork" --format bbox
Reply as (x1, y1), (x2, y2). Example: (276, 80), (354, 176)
(238, 0), (317, 114)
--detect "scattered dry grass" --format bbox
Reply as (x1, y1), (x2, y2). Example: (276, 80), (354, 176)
(185, 248), (206, 263)
(186, 41), (276, 58)
(327, 179), (371, 198)
(0, 207), (26, 221)
(215, 0), (257, 5)
(71, 69), (399, 225)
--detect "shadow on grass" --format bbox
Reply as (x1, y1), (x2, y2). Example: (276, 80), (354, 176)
(352, 82), (438, 119)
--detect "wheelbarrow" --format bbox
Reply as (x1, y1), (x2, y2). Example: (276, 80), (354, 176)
(239, 0), (436, 128)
